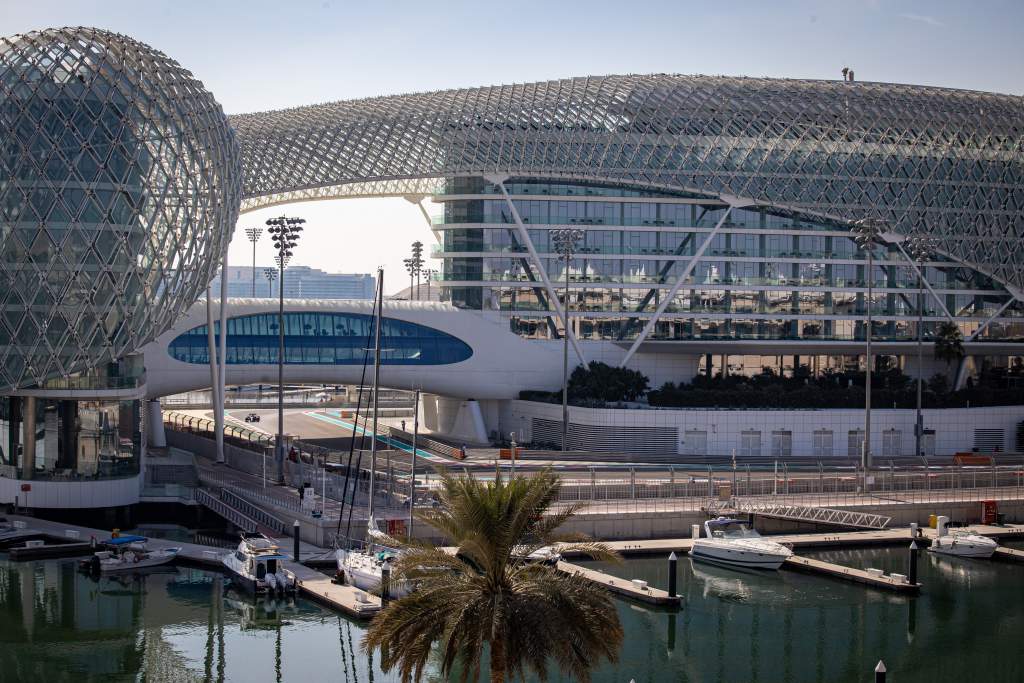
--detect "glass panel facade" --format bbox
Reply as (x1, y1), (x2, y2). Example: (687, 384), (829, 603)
(0, 397), (141, 480)
(167, 312), (473, 366)
(433, 179), (1024, 344)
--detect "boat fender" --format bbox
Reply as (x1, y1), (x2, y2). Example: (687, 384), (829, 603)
(134, 554), (141, 563)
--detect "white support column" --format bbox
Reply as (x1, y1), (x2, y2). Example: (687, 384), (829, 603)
(620, 198), (749, 366)
(484, 173), (586, 365)
(968, 297), (1015, 341)
(204, 290), (222, 457)
(216, 249), (229, 464)
(893, 242), (955, 322)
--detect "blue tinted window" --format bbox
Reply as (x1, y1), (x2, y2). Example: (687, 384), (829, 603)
(167, 312), (472, 365)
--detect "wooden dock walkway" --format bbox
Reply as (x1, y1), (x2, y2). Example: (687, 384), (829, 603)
(556, 561), (681, 607)
(0, 515), (381, 618)
(993, 546), (1024, 563)
(783, 555), (919, 593)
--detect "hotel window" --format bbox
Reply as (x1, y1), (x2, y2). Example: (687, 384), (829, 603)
(771, 430), (792, 457)
(740, 430), (761, 457)
(813, 429), (834, 457)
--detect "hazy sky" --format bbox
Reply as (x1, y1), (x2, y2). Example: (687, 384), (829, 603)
(4, 1), (1022, 292)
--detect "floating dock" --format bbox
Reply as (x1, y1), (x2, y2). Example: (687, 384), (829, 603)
(285, 561), (381, 619)
(556, 561), (681, 607)
(992, 546), (1024, 563)
(8, 540), (95, 561)
(783, 555), (919, 593)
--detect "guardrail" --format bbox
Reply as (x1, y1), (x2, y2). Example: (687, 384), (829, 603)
(195, 488), (261, 533)
(219, 488), (288, 535)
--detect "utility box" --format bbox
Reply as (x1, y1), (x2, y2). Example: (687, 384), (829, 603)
(982, 500), (998, 525)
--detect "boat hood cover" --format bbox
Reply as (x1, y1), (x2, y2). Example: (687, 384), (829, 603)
(106, 535), (148, 545)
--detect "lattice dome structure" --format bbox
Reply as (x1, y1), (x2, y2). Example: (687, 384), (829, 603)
(231, 75), (1024, 294)
(0, 27), (240, 390)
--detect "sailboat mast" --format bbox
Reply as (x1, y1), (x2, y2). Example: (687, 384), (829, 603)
(368, 268), (384, 520)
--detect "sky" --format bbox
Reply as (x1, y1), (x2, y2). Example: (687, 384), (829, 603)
(3, 0), (1022, 293)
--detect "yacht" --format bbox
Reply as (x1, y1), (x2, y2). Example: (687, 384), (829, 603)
(691, 517), (793, 570)
(335, 517), (411, 597)
(222, 533), (296, 595)
(929, 517), (998, 559)
(79, 535), (180, 573)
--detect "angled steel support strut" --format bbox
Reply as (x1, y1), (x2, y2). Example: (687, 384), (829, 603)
(485, 174), (586, 365)
(620, 198), (750, 366)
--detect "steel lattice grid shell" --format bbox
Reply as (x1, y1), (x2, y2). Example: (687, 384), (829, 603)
(231, 75), (1024, 295)
(0, 27), (240, 390)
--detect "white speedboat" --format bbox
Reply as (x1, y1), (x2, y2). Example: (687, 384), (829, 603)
(80, 535), (180, 573)
(929, 530), (997, 559)
(512, 545), (562, 566)
(691, 517), (793, 570)
(222, 533), (296, 595)
(927, 515), (997, 559)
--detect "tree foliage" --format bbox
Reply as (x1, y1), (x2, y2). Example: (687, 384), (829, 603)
(934, 321), (965, 367)
(363, 469), (623, 683)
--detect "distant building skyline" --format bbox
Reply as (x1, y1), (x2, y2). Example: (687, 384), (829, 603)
(210, 265), (376, 300)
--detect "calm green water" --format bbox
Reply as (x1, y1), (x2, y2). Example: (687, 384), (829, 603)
(1, 544), (1022, 682)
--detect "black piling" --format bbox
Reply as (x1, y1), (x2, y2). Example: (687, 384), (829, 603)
(293, 520), (301, 563)
(381, 564), (391, 607)
(908, 541), (919, 585)
(668, 552), (678, 598)
(875, 660), (886, 683)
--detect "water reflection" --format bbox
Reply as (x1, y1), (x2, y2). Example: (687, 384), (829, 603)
(2, 547), (1024, 682)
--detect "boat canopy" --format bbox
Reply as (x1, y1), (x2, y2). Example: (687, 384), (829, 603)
(107, 535), (148, 545)
(706, 518), (744, 527)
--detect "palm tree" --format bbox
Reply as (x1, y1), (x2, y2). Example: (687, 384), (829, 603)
(363, 468), (624, 683)
(934, 321), (965, 368)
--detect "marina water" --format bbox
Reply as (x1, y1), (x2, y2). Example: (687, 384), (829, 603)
(1, 544), (1022, 682)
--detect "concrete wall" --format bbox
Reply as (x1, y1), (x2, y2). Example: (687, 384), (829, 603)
(503, 400), (1024, 457)
(0, 474), (141, 509)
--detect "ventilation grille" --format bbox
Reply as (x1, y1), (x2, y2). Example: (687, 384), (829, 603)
(531, 418), (677, 454)
(973, 428), (1005, 452)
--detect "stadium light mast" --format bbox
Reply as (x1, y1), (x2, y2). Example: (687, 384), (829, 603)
(244, 227), (263, 297)
(852, 218), (885, 473)
(907, 234), (939, 460)
(266, 215), (304, 484)
(550, 228), (585, 452)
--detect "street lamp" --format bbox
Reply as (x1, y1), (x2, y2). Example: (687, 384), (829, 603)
(852, 218), (885, 472)
(550, 228), (585, 452)
(906, 234), (939, 460)
(266, 215), (305, 484)
(244, 227), (263, 297)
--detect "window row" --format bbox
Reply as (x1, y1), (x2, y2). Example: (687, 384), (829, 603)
(681, 428), (936, 457)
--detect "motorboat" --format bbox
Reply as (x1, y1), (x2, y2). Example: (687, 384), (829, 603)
(512, 545), (562, 566)
(222, 532), (296, 595)
(928, 517), (997, 559)
(691, 517), (793, 570)
(79, 535), (180, 573)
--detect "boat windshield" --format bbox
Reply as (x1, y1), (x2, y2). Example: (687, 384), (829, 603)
(710, 522), (760, 539)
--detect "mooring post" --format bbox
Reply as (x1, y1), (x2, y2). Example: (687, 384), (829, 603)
(293, 520), (301, 563)
(668, 552), (678, 598)
(875, 660), (886, 683)
(381, 563), (391, 606)
(908, 541), (918, 585)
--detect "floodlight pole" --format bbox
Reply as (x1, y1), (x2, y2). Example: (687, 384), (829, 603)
(550, 228), (584, 452)
(244, 227), (263, 297)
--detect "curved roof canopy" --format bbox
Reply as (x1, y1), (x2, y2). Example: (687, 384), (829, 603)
(231, 74), (1024, 293)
